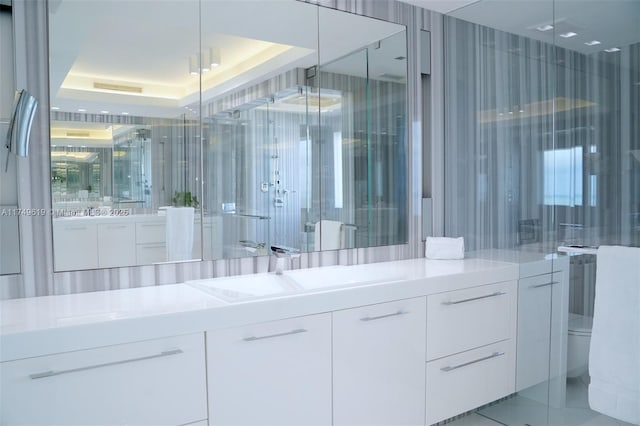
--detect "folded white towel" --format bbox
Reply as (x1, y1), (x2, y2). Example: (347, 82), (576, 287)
(314, 220), (344, 251)
(588, 245), (640, 425)
(425, 237), (464, 260)
(166, 207), (195, 261)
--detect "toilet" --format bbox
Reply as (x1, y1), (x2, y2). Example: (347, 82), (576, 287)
(567, 313), (594, 378)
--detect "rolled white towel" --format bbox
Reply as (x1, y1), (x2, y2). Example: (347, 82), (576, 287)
(425, 237), (464, 260)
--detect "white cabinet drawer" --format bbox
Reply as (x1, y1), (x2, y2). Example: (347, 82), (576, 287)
(97, 222), (136, 268)
(0, 333), (208, 426)
(427, 281), (516, 360)
(136, 220), (166, 244)
(136, 243), (166, 264)
(333, 297), (427, 426)
(426, 339), (516, 425)
(207, 314), (332, 426)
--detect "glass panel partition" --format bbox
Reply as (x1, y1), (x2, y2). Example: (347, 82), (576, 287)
(445, 1), (640, 425)
(444, 2), (559, 425)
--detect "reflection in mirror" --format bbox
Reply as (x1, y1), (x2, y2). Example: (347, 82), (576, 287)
(200, 2), (407, 258)
(0, 4), (21, 275)
(48, 0), (408, 271)
(317, 28), (407, 250)
(48, 0), (202, 271)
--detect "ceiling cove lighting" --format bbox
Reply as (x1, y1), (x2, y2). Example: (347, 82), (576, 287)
(604, 47), (621, 53)
(559, 32), (577, 38)
(585, 40), (601, 46)
(536, 24), (554, 32)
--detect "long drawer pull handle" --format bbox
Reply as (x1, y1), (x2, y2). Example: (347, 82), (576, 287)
(441, 351), (505, 372)
(106, 225), (128, 230)
(63, 226), (87, 231)
(243, 328), (307, 342)
(29, 349), (183, 380)
(140, 224), (164, 228)
(442, 291), (506, 305)
(531, 281), (560, 289)
(360, 310), (408, 321)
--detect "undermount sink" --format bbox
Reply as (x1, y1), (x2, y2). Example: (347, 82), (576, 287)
(188, 273), (303, 302)
(188, 264), (408, 303)
(283, 265), (407, 290)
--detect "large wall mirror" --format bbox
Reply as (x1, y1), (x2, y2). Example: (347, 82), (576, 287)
(0, 2), (21, 276)
(48, 0), (407, 272)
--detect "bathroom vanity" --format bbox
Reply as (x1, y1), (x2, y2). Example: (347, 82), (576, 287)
(0, 253), (568, 425)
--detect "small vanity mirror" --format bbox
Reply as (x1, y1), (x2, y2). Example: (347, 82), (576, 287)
(48, 0), (407, 271)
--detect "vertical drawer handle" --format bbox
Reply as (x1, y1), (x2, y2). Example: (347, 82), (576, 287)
(442, 291), (506, 305)
(243, 328), (307, 342)
(441, 351), (505, 372)
(531, 281), (560, 289)
(29, 349), (183, 380)
(360, 310), (408, 321)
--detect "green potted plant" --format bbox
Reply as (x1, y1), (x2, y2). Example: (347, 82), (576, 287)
(172, 191), (199, 208)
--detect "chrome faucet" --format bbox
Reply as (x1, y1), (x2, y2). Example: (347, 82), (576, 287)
(271, 245), (300, 275)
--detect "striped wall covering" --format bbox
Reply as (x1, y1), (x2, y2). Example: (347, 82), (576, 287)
(6, 0), (444, 298)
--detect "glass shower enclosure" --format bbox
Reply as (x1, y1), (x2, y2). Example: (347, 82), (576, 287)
(444, 0), (639, 425)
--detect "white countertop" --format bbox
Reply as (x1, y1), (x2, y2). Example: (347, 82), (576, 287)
(0, 257), (522, 362)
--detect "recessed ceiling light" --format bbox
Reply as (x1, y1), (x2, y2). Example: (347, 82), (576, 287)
(77, 108), (86, 112)
(121, 112), (129, 115)
(51, 106), (60, 110)
(585, 40), (601, 46)
(559, 32), (577, 38)
(536, 24), (554, 32)
(100, 110), (109, 114)
(604, 47), (621, 52)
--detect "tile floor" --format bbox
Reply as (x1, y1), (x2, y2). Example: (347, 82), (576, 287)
(447, 377), (635, 426)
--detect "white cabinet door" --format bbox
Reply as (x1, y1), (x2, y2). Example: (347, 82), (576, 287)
(516, 271), (568, 405)
(53, 221), (99, 270)
(97, 222), (136, 268)
(136, 243), (166, 264)
(426, 281), (517, 360)
(0, 333), (208, 426)
(333, 297), (427, 426)
(207, 314), (332, 426)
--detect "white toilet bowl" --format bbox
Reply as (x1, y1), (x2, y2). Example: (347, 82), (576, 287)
(567, 313), (593, 378)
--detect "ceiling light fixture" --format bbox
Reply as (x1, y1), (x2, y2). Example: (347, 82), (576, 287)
(77, 108), (87, 112)
(51, 106), (60, 110)
(210, 47), (221, 68)
(189, 54), (199, 76)
(201, 49), (210, 72)
(536, 24), (554, 32)
(585, 40), (601, 46)
(100, 110), (109, 114)
(604, 47), (621, 52)
(559, 32), (577, 38)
